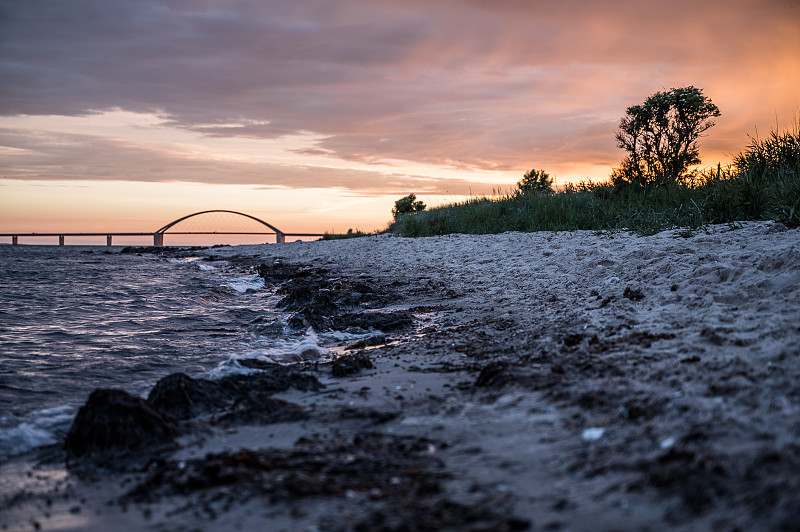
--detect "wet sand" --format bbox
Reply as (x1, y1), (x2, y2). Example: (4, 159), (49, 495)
(2, 221), (799, 531)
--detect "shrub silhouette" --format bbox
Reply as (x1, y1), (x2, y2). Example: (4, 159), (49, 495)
(392, 194), (426, 219)
(614, 86), (720, 188)
(517, 169), (554, 195)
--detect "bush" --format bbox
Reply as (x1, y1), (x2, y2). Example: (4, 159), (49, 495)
(733, 121), (800, 226)
(517, 169), (554, 195)
(614, 86), (720, 187)
(392, 194), (426, 219)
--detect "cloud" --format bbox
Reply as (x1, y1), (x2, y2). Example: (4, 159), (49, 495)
(0, 127), (501, 194)
(1, 0), (798, 182)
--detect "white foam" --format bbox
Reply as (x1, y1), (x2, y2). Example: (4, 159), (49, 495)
(196, 263), (217, 271)
(320, 329), (373, 342)
(209, 329), (328, 378)
(224, 274), (264, 293)
(166, 257), (201, 264)
(582, 427), (605, 441)
(0, 405), (76, 461)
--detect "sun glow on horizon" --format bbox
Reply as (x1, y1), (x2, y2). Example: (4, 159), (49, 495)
(1, 0), (798, 236)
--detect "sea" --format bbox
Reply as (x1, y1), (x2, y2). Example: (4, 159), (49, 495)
(0, 245), (340, 464)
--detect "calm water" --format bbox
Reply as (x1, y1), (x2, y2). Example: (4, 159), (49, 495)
(0, 245), (325, 463)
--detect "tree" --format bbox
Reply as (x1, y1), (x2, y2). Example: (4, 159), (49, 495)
(614, 86), (720, 187)
(392, 193), (426, 219)
(517, 168), (554, 195)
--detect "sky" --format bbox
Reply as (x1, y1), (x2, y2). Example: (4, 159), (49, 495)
(1, 0), (799, 243)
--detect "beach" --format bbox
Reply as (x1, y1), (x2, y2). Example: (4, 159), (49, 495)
(2, 220), (799, 531)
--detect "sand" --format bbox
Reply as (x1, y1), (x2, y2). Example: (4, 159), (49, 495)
(2, 220), (799, 531)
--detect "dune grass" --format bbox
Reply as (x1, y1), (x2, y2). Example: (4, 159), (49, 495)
(391, 122), (800, 237)
(321, 229), (374, 240)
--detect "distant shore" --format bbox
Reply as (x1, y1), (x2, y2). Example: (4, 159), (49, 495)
(2, 221), (799, 531)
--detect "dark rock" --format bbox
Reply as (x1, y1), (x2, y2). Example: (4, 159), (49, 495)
(147, 373), (232, 420)
(279, 282), (340, 331)
(350, 281), (374, 294)
(354, 498), (530, 532)
(256, 262), (308, 285)
(218, 394), (307, 425)
(623, 286), (645, 301)
(124, 433), (446, 504)
(218, 367), (324, 394)
(288, 307), (328, 331)
(562, 333), (584, 347)
(331, 354), (374, 377)
(148, 368), (323, 422)
(344, 334), (387, 350)
(65, 389), (179, 459)
(332, 311), (414, 333)
(277, 283), (315, 311)
(120, 246), (161, 254)
(640, 447), (728, 514)
(339, 407), (400, 423)
(474, 362), (515, 388)
(766, 222), (789, 234)
(307, 292), (338, 315)
(345, 338), (368, 350)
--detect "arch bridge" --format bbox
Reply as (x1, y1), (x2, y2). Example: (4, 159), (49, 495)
(1, 210), (324, 246)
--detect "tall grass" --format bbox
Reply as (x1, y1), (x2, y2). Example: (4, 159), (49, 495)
(321, 229), (374, 240)
(391, 122), (800, 237)
(732, 120), (800, 226)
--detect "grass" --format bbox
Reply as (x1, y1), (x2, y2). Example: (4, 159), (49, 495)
(391, 121), (800, 237)
(321, 229), (374, 240)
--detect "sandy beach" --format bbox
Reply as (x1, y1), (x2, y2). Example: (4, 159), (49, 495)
(2, 220), (799, 531)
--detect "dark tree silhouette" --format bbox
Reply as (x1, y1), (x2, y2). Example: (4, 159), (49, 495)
(614, 86), (720, 187)
(392, 194), (426, 219)
(517, 169), (554, 195)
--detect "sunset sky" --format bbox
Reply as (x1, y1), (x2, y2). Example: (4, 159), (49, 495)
(1, 0), (799, 243)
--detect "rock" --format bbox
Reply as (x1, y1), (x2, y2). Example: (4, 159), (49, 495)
(344, 335), (387, 350)
(148, 368), (323, 422)
(765, 222), (789, 234)
(332, 311), (414, 333)
(65, 388), (179, 459)
(256, 261), (307, 285)
(339, 407), (399, 423)
(474, 361), (515, 388)
(288, 307), (328, 331)
(277, 283), (315, 311)
(562, 333), (584, 347)
(218, 367), (324, 394)
(120, 246), (161, 254)
(623, 286), (645, 301)
(218, 393), (307, 425)
(147, 373), (233, 420)
(331, 354), (374, 377)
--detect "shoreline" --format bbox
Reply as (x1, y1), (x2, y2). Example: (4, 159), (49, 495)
(2, 221), (799, 531)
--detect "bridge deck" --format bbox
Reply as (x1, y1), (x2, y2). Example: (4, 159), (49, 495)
(1, 210), (327, 245)
(1, 232), (325, 245)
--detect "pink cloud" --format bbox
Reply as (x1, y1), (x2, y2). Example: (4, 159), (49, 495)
(1, 0), (798, 185)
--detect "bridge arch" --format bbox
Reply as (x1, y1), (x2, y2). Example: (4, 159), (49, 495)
(153, 210), (285, 245)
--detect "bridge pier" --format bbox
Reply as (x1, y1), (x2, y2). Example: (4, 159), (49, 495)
(153, 233), (164, 247)
(276, 231), (285, 244)
(107, 235), (113, 246)
(58, 235), (65, 246)
(12, 235), (18, 245)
